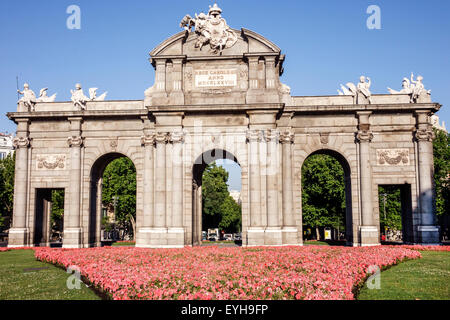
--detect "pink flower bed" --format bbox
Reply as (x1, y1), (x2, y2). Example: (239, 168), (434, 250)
(33, 246), (421, 300)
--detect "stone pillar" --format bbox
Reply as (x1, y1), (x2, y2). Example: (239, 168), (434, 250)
(415, 111), (440, 244)
(136, 131), (155, 248)
(356, 112), (379, 246)
(64, 118), (83, 248)
(8, 120), (30, 247)
(168, 131), (185, 247)
(169, 59), (184, 104)
(154, 132), (167, 228)
(247, 130), (264, 245)
(265, 129), (282, 245)
(280, 130), (297, 245)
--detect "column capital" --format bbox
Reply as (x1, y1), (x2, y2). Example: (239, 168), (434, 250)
(13, 137), (30, 149)
(67, 136), (84, 147)
(356, 130), (374, 143)
(279, 130), (294, 144)
(414, 129), (435, 142)
(246, 130), (263, 143)
(169, 131), (186, 144)
(141, 132), (156, 146)
(264, 129), (280, 142)
(154, 132), (169, 144)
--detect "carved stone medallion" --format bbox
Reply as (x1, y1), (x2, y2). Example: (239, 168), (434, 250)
(36, 154), (66, 170)
(376, 149), (410, 166)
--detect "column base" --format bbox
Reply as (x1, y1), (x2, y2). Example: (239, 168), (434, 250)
(359, 226), (380, 246)
(246, 227), (265, 246)
(63, 228), (82, 248)
(135, 228), (185, 248)
(282, 227), (300, 245)
(7, 228), (29, 247)
(264, 227), (283, 246)
(417, 225), (440, 245)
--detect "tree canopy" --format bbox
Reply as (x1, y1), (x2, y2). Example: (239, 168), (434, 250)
(102, 157), (137, 237)
(433, 128), (450, 219)
(0, 153), (15, 230)
(301, 154), (346, 232)
(202, 162), (241, 233)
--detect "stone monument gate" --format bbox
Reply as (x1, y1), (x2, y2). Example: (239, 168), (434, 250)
(7, 5), (441, 248)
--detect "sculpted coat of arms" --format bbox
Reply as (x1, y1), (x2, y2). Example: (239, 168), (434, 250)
(180, 3), (238, 54)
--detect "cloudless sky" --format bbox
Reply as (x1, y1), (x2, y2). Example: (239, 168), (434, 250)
(1, 0), (449, 191)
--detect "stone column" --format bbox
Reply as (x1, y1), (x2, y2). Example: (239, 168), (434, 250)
(265, 129), (282, 245)
(247, 130), (264, 245)
(168, 131), (185, 247)
(64, 130), (83, 248)
(136, 132), (155, 248)
(154, 132), (167, 229)
(8, 119), (30, 247)
(280, 130), (297, 244)
(415, 111), (439, 244)
(356, 112), (379, 246)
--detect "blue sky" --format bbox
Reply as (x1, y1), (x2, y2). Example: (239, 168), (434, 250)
(1, 0), (449, 191)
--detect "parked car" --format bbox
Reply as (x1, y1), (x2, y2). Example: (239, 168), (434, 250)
(202, 231), (207, 241)
(234, 233), (242, 241)
(224, 234), (233, 241)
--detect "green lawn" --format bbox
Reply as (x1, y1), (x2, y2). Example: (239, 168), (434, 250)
(0, 250), (100, 300)
(358, 251), (450, 300)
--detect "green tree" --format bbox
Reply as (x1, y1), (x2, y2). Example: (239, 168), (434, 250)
(433, 128), (450, 219)
(219, 195), (242, 233)
(202, 162), (230, 230)
(0, 153), (15, 230)
(301, 154), (346, 239)
(102, 157), (136, 239)
(378, 186), (402, 232)
(50, 190), (64, 233)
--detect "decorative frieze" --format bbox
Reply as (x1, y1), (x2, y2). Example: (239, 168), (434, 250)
(67, 136), (84, 147)
(319, 133), (329, 145)
(13, 137), (30, 149)
(376, 149), (410, 166)
(36, 154), (66, 170)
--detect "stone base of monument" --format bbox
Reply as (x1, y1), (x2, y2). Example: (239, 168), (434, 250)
(359, 226), (380, 246)
(282, 227), (300, 246)
(62, 228), (83, 248)
(246, 227), (265, 246)
(135, 227), (185, 248)
(417, 225), (440, 245)
(264, 227), (283, 246)
(7, 228), (29, 248)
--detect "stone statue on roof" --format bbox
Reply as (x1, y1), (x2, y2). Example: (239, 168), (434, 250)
(180, 3), (238, 54)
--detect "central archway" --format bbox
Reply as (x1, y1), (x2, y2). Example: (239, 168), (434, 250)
(191, 149), (242, 246)
(301, 149), (353, 245)
(89, 153), (137, 247)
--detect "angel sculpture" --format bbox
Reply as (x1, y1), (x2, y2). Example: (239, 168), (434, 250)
(88, 88), (107, 101)
(17, 83), (37, 111)
(37, 88), (57, 102)
(70, 83), (89, 110)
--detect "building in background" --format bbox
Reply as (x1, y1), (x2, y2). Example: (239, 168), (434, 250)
(431, 114), (447, 132)
(0, 133), (14, 160)
(229, 190), (242, 205)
